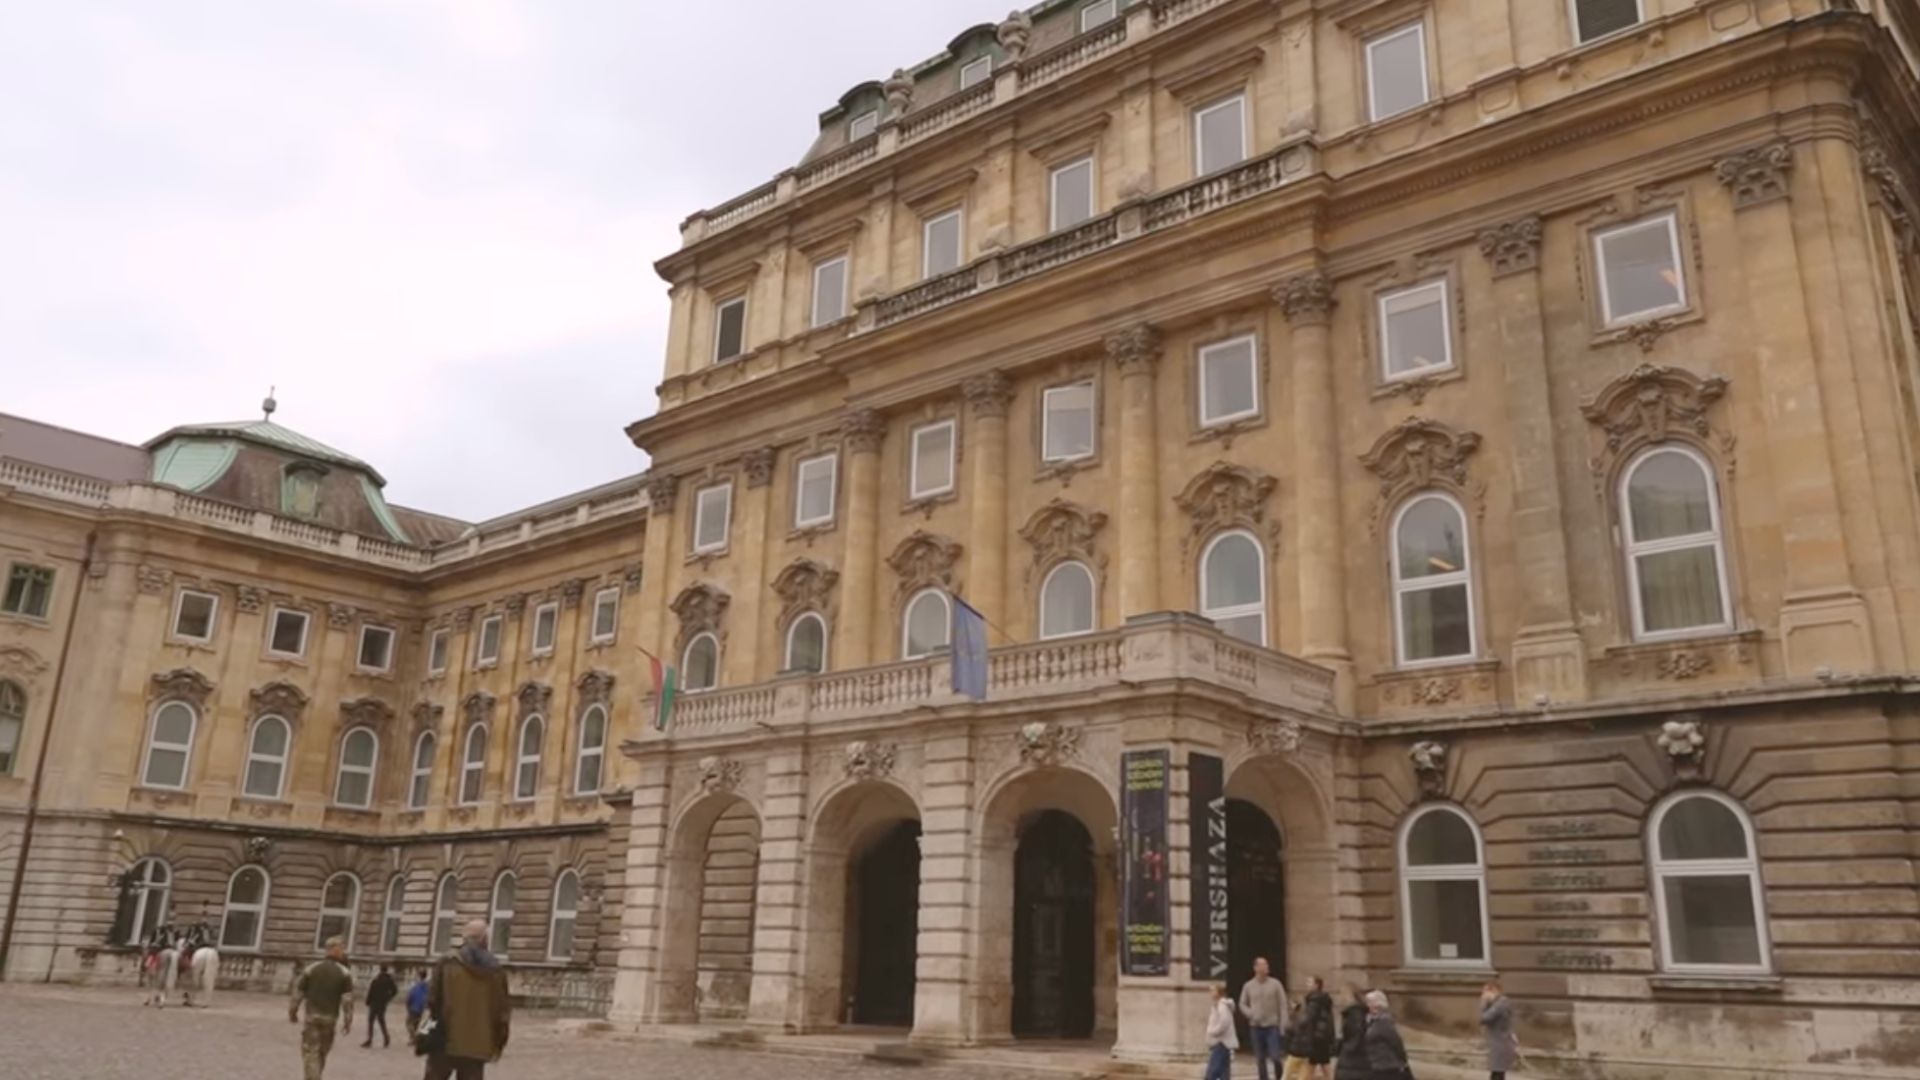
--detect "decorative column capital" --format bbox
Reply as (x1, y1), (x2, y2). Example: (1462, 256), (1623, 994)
(962, 370), (1014, 419)
(644, 472), (680, 514)
(1103, 324), (1163, 373)
(1274, 271), (1336, 325)
(1477, 215), (1543, 277)
(742, 447), (777, 489)
(842, 408), (886, 453)
(1715, 140), (1794, 209)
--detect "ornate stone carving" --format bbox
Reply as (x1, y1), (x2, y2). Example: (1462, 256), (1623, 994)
(886, 531), (964, 598)
(1173, 462), (1278, 555)
(327, 603), (354, 630)
(1103, 324), (1162, 372)
(996, 9), (1033, 63)
(624, 564), (644, 594)
(1246, 719), (1303, 756)
(1017, 721), (1081, 767)
(1359, 417), (1485, 529)
(1657, 715), (1707, 780)
(576, 669), (616, 706)
(503, 593), (528, 618)
(235, 585), (264, 614)
(1274, 271), (1336, 325)
(698, 755), (744, 795)
(150, 668), (214, 707)
(461, 691), (496, 727)
(644, 472), (679, 515)
(671, 581), (732, 653)
(0, 645), (49, 681)
(341, 696), (395, 728)
(1477, 215), (1542, 277)
(1017, 499), (1108, 581)
(963, 371), (1013, 419)
(1624, 318), (1675, 354)
(1715, 140), (1793, 209)
(772, 558), (840, 626)
(742, 448), (777, 489)
(1581, 363), (1731, 475)
(136, 565), (174, 594)
(410, 701), (444, 731)
(562, 579), (587, 610)
(245, 836), (272, 861)
(1411, 678), (1462, 705)
(248, 680), (309, 718)
(882, 68), (914, 115)
(515, 681), (552, 719)
(452, 606), (475, 630)
(843, 740), (898, 782)
(1380, 372), (1442, 406)
(1657, 649), (1713, 680)
(842, 408), (886, 453)
(1409, 740), (1448, 797)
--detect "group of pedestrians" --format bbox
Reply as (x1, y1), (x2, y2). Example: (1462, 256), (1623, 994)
(288, 919), (512, 1080)
(1206, 961), (1520, 1080)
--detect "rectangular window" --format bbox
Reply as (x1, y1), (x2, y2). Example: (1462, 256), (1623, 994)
(1366, 23), (1429, 122)
(812, 256), (849, 328)
(1193, 94), (1247, 176)
(428, 629), (450, 675)
(267, 608), (310, 658)
(1, 564), (53, 619)
(531, 602), (558, 655)
(1379, 280), (1453, 380)
(591, 588), (620, 643)
(848, 110), (879, 141)
(476, 615), (503, 666)
(1081, 0), (1119, 31)
(357, 625), (395, 672)
(1572, 0), (1642, 43)
(795, 453), (838, 528)
(1050, 156), (1096, 231)
(713, 296), (747, 363)
(172, 589), (219, 643)
(959, 56), (992, 89)
(693, 483), (733, 553)
(910, 421), (957, 500)
(1198, 336), (1260, 427)
(1595, 213), (1687, 326)
(1043, 382), (1097, 463)
(923, 209), (964, 278)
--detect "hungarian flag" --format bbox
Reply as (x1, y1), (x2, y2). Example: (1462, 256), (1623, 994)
(647, 652), (677, 732)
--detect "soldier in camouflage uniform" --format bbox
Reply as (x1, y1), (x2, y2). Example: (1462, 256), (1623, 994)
(289, 936), (355, 1080)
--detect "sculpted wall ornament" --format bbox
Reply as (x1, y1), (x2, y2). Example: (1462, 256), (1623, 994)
(1714, 140), (1793, 209)
(1657, 649), (1713, 680)
(843, 740), (898, 782)
(772, 558), (840, 626)
(461, 691), (496, 728)
(882, 68), (915, 115)
(0, 645), (49, 681)
(341, 697), (395, 728)
(644, 472), (679, 515)
(248, 681), (309, 719)
(1103, 324), (1162, 372)
(515, 681), (552, 719)
(671, 581), (732, 653)
(1862, 133), (1916, 250)
(742, 448), (777, 489)
(698, 755), (745, 795)
(245, 836), (272, 861)
(1580, 363), (1732, 477)
(136, 565), (174, 594)
(1017, 499), (1108, 582)
(410, 701), (444, 732)
(452, 606), (475, 630)
(996, 9), (1033, 63)
(1173, 462), (1278, 555)
(886, 531), (964, 599)
(1246, 719), (1303, 756)
(1274, 271), (1336, 325)
(963, 371), (1014, 419)
(1657, 715), (1707, 781)
(842, 408), (886, 454)
(150, 668), (215, 707)
(327, 603), (355, 630)
(1359, 417), (1485, 530)
(624, 564), (644, 594)
(1477, 215), (1543, 277)
(235, 586), (264, 614)
(576, 669), (616, 707)
(1409, 740), (1448, 798)
(562, 579), (587, 610)
(1017, 721), (1082, 767)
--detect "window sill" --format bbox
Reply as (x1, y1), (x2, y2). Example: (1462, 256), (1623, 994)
(1648, 974), (1782, 994)
(1389, 966), (1497, 985)
(1191, 412), (1266, 450)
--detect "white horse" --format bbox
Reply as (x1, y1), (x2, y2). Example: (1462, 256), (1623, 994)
(146, 944), (219, 1007)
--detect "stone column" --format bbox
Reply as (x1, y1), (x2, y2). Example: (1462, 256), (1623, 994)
(963, 372), (1013, 636)
(609, 756), (672, 1024)
(1478, 216), (1588, 702)
(1107, 325), (1163, 618)
(1275, 272), (1355, 710)
(636, 473), (679, 664)
(748, 749), (807, 1029)
(733, 449), (776, 682)
(911, 733), (975, 1044)
(1716, 141), (1874, 673)
(835, 410), (886, 668)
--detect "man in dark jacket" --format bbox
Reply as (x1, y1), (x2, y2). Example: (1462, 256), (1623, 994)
(363, 964), (398, 1048)
(424, 919), (512, 1080)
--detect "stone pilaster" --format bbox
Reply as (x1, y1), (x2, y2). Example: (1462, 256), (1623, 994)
(610, 758), (672, 1024)
(1107, 325), (1163, 618)
(747, 749), (807, 1029)
(730, 449), (776, 682)
(1275, 272), (1355, 711)
(835, 410), (885, 669)
(963, 373), (1013, 636)
(1478, 216), (1587, 702)
(910, 733), (974, 1044)
(636, 472), (679, 664)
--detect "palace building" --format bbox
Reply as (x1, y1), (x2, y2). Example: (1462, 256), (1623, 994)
(4, 1), (1920, 1076)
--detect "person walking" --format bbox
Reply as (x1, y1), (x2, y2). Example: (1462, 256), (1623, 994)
(1480, 981), (1518, 1080)
(405, 969), (431, 1045)
(1333, 988), (1371, 1080)
(1361, 991), (1412, 1080)
(1282, 996), (1314, 1080)
(1303, 978), (1336, 1080)
(1238, 956), (1289, 1080)
(363, 964), (398, 1048)
(1205, 983), (1239, 1080)
(423, 919), (512, 1080)
(289, 937), (355, 1080)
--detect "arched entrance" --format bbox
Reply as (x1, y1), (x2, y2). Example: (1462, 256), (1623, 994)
(656, 793), (762, 1023)
(799, 780), (921, 1031)
(1226, 799), (1284, 1041)
(1014, 810), (1096, 1038)
(850, 820), (921, 1025)
(1225, 753), (1338, 994)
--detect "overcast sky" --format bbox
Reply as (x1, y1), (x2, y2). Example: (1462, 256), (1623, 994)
(2, 0), (1008, 522)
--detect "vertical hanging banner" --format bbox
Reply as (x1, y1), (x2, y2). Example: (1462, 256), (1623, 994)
(1188, 752), (1229, 981)
(1121, 749), (1171, 976)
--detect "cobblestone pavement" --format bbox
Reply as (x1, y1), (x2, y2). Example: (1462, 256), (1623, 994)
(0, 985), (1015, 1080)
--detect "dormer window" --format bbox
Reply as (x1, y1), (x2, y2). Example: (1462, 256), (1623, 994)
(1081, 0), (1119, 31)
(848, 110), (879, 141)
(959, 56), (993, 90)
(282, 465), (323, 519)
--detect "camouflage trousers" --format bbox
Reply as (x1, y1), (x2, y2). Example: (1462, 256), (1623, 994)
(301, 1018), (337, 1080)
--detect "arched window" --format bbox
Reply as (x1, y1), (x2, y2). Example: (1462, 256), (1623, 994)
(1650, 792), (1770, 973)
(489, 872), (516, 958)
(142, 701), (197, 790)
(1622, 446), (1731, 638)
(460, 725), (487, 805)
(574, 705), (607, 796)
(408, 731), (436, 810)
(315, 871), (360, 949)
(117, 857), (172, 945)
(785, 612), (828, 674)
(902, 588), (951, 659)
(1038, 561), (1097, 640)
(0, 679), (25, 775)
(219, 866), (271, 952)
(432, 874), (460, 953)
(380, 875), (406, 953)
(1392, 494), (1475, 665)
(1200, 531), (1267, 646)
(1398, 805), (1489, 967)
(334, 727), (378, 809)
(242, 716), (291, 799)
(548, 869), (582, 961)
(682, 633), (719, 693)
(514, 716), (544, 801)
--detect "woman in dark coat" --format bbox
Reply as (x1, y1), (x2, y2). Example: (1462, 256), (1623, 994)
(1362, 990), (1412, 1080)
(1480, 981), (1518, 1080)
(1333, 988), (1373, 1080)
(1302, 977), (1336, 1078)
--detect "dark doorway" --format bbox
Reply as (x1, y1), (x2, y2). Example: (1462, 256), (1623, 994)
(1013, 810), (1096, 1039)
(849, 820), (921, 1025)
(1226, 799), (1285, 1042)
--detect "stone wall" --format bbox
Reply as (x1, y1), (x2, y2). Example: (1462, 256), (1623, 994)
(694, 799), (759, 1020)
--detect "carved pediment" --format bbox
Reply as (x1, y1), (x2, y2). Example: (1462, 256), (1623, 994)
(0, 645), (49, 683)
(772, 558), (840, 626)
(1018, 499), (1108, 581)
(886, 530), (964, 598)
(576, 669), (616, 707)
(516, 681), (553, 719)
(1174, 463), (1277, 554)
(340, 696), (395, 728)
(461, 691), (496, 727)
(670, 582), (732, 654)
(150, 668), (215, 707)
(1581, 364), (1731, 477)
(1359, 417), (1485, 530)
(410, 701), (444, 732)
(248, 680), (310, 718)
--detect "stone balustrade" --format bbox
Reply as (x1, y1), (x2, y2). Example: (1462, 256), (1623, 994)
(1024, 16), (1129, 87)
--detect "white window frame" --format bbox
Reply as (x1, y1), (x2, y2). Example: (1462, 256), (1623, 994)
(315, 871), (361, 950)
(959, 55), (993, 89)
(1570, 0), (1645, 45)
(1049, 155), (1097, 232)
(1390, 493), (1478, 668)
(489, 871), (516, 958)
(811, 255), (850, 328)
(1038, 561), (1098, 640)
(574, 704), (607, 796)
(1197, 334), (1261, 428)
(408, 731), (436, 810)
(1365, 22), (1430, 123)
(219, 866), (271, 953)
(433, 874), (460, 952)
(1081, 0), (1119, 31)
(848, 110), (879, 142)
(265, 606), (311, 659)
(1594, 212), (1689, 327)
(1621, 445), (1733, 641)
(141, 701), (198, 791)
(242, 715), (292, 800)
(475, 614), (504, 667)
(514, 715), (544, 802)
(1397, 804), (1493, 969)
(531, 602), (559, 656)
(590, 587), (621, 644)
(909, 420), (957, 500)
(1199, 530), (1268, 647)
(1192, 94), (1248, 176)
(1378, 279), (1455, 382)
(901, 588), (952, 660)
(922, 208), (964, 278)
(1, 561), (54, 620)
(122, 857), (173, 946)
(427, 628), (450, 675)
(1042, 381), (1097, 463)
(692, 483), (733, 554)
(356, 624), (396, 674)
(548, 869), (583, 962)
(681, 632), (721, 694)
(334, 726), (379, 809)
(380, 875), (406, 953)
(794, 453), (838, 529)
(460, 724), (488, 806)
(170, 588), (220, 644)
(1648, 790), (1773, 976)
(712, 295), (748, 364)
(784, 611), (829, 673)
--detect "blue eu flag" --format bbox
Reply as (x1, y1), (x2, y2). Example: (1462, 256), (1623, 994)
(951, 597), (989, 701)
